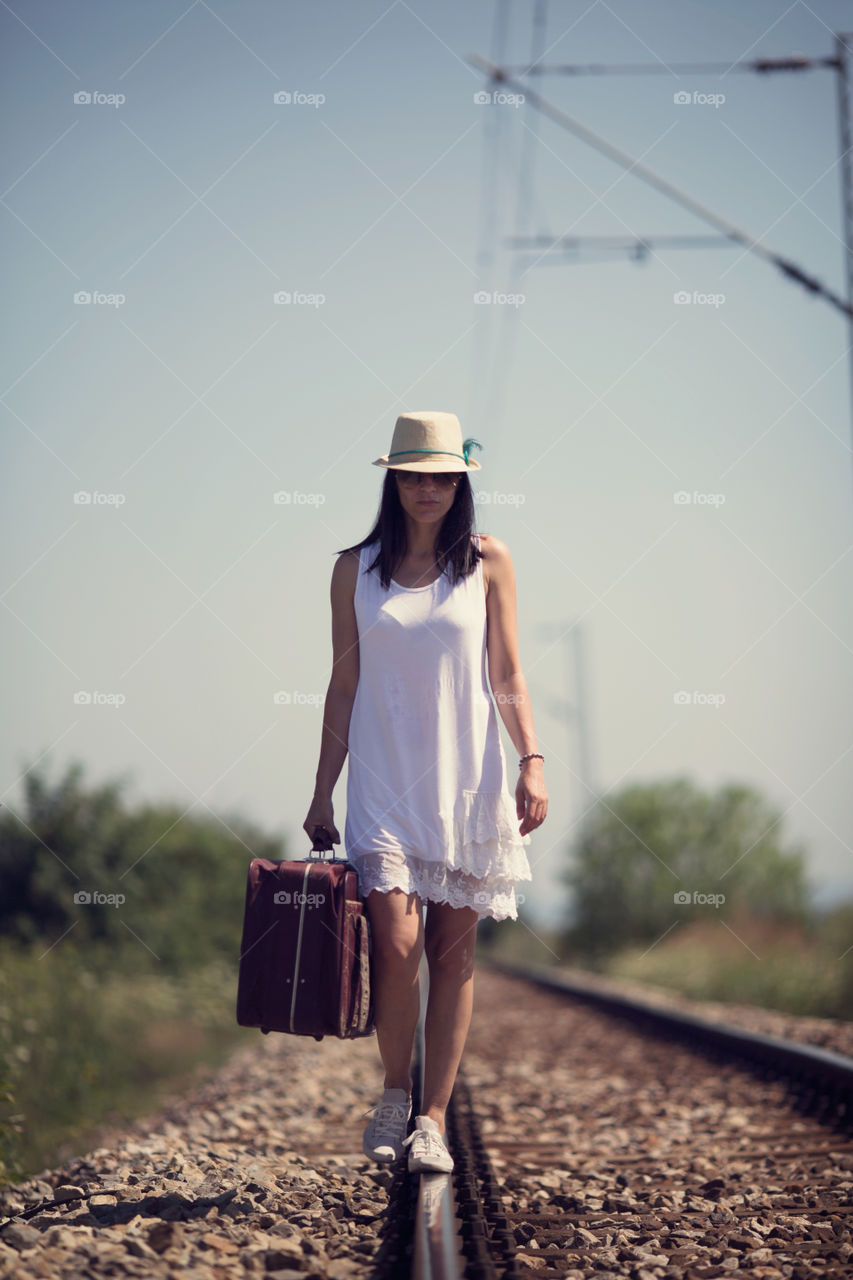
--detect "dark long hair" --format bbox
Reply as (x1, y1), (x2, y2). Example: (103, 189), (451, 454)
(338, 470), (483, 590)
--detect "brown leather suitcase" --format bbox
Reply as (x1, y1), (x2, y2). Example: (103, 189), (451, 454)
(235, 842), (374, 1040)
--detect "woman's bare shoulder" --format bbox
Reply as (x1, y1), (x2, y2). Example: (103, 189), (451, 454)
(331, 548), (361, 599)
(476, 533), (512, 565)
(476, 533), (513, 593)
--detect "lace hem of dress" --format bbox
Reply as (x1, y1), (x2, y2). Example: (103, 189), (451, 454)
(447, 788), (531, 877)
(351, 850), (528, 923)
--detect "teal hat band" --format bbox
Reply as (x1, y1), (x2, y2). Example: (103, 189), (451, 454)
(387, 438), (483, 466)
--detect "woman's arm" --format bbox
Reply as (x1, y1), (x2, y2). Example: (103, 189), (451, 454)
(302, 551), (360, 846)
(482, 535), (548, 836)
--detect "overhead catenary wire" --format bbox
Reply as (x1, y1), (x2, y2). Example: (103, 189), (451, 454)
(497, 55), (841, 76)
(508, 233), (737, 259)
(467, 52), (853, 321)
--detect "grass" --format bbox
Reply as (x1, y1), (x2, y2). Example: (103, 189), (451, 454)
(480, 911), (853, 1021)
(599, 915), (853, 1019)
(0, 940), (251, 1187)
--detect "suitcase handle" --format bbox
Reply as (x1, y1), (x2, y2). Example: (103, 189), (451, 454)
(309, 825), (346, 860)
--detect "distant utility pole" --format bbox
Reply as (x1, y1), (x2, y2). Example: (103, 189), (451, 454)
(836, 35), (853, 465)
(469, 34), (853, 496)
(539, 620), (597, 835)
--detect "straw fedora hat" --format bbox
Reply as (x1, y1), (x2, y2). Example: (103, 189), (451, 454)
(372, 411), (482, 473)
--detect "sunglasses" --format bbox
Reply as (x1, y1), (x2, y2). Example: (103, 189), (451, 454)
(394, 471), (460, 489)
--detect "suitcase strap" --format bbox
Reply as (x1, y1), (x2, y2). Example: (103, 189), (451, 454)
(356, 912), (371, 1032)
(289, 864), (313, 1032)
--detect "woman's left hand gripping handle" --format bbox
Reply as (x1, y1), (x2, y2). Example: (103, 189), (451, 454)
(303, 799), (341, 851)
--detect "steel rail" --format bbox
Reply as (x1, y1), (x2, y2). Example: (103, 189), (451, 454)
(482, 958), (853, 1118)
(411, 962), (466, 1280)
(395, 958), (853, 1279)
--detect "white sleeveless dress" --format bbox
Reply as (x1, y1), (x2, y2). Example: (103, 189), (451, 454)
(344, 532), (532, 921)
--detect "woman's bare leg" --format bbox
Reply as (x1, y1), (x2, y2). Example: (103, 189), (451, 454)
(421, 901), (479, 1133)
(364, 888), (424, 1094)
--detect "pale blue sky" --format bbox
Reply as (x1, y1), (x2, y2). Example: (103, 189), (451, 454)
(2, 1), (852, 936)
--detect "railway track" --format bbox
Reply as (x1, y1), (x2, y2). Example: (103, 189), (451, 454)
(393, 961), (853, 1280)
(2, 961), (852, 1278)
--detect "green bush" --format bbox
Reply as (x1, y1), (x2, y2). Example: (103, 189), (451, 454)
(0, 758), (284, 971)
(563, 778), (810, 958)
(0, 939), (247, 1183)
(0, 757), (291, 1184)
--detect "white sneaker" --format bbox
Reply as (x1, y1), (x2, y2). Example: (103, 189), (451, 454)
(362, 1088), (412, 1163)
(402, 1114), (454, 1173)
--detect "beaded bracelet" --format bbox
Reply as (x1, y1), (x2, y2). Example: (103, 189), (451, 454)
(519, 752), (545, 767)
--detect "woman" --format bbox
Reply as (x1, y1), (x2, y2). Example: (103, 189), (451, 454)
(303, 411), (548, 1174)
